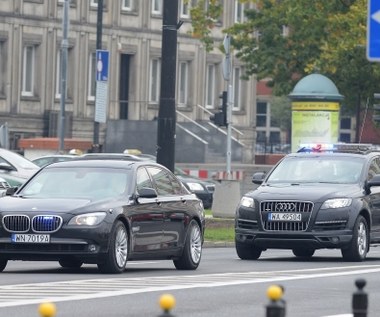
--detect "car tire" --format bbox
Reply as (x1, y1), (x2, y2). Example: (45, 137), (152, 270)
(58, 259), (83, 269)
(341, 215), (368, 262)
(173, 220), (202, 270)
(235, 241), (262, 260)
(292, 248), (315, 258)
(0, 259), (7, 272)
(98, 221), (129, 274)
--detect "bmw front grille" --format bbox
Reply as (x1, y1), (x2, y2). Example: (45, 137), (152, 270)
(2, 215), (63, 233)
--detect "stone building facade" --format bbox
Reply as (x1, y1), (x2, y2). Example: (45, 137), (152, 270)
(0, 0), (262, 162)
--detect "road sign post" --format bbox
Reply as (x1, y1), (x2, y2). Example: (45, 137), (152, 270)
(367, 0), (380, 61)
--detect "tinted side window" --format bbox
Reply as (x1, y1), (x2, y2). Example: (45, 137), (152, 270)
(147, 166), (176, 195)
(367, 157), (380, 181)
(136, 167), (154, 192)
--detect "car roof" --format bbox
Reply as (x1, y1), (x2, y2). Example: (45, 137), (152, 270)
(42, 159), (162, 170)
(77, 153), (145, 161)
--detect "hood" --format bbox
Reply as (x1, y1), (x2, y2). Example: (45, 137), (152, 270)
(0, 196), (116, 214)
(247, 182), (362, 203)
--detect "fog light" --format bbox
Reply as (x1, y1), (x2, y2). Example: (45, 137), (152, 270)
(88, 244), (97, 252)
(331, 237), (340, 244)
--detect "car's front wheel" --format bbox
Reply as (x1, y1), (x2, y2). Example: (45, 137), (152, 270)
(341, 215), (368, 262)
(235, 240), (262, 260)
(173, 220), (202, 270)
(292, 248), (315, 258)
(98, 221), (129, 274)
(0, 259), (7, 272)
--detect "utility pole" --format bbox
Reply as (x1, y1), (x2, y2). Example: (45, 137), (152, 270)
(59, 0), (69, 152)
(93, 0), (103, 152)
(156, 0), (179, 172)
(223, 35), (232, 179)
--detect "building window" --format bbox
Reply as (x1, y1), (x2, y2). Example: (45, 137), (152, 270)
(88, 52), (96, 101)
(205, 64), (215, 108)
(122, 0), (133, 11)
(180, 0), (191, 18)
(22, 45), (36, 97)
(55, 48), (73, 99)
(178, 61), (189, 107)
(0, 42), (4, 95)
(152, 0), (162, 15)
(149, 58), (161, 103)
(234, 0), (245, 23)
(232, 67), (241, 110)
(256, 102), (267, 127)
(90, 0), (98, 7)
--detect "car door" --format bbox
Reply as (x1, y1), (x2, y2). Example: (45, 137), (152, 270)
(130, 166), (164, 252)
(147, 166), (187, 250)
(367, 156), (380, 239)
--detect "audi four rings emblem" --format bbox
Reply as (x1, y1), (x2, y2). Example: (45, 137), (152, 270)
(275, 202), (296, 212)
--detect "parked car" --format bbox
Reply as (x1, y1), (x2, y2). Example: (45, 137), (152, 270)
(0, 148), (39, 186)
(175, 168), (215, 209)
(32, 154), (78, 168)
(235, 143), (380, 262)
(0, 159), (205, 273)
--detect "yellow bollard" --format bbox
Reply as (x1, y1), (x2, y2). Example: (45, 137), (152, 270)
(38, 302), (57, 317)
(266, 285), (286, 317)
(159, 293), (176, 316)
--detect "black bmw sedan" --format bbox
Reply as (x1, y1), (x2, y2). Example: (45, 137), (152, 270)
(0, 160), (205, 273)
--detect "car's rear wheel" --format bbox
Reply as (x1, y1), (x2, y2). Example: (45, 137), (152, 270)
(235, 240), (262, 260)
(98, 221), (129, 274)
(292, 248), (315, 258)
(341, 215), (368, 262)
(58, 259), (83, 269)
(173, 220), (202, 270)
(0, 259), (7, 272)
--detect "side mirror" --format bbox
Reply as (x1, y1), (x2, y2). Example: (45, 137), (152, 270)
(252, 172), (266, 185)
(5, 187), (18, 196)
(365, 174), (380, 193)
(137, 187), (158, 199)
(0, 163), (15, 172)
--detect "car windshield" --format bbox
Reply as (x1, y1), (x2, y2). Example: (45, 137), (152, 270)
(19, 167), (130, 199)
(266, 156), (365, 184)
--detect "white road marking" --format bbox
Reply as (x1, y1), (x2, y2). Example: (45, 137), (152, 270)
(0, 264), (378, 308)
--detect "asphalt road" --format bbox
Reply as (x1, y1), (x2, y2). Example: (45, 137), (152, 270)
(1, 246), (380, 317)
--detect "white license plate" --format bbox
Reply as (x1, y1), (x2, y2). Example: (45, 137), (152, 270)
(11, 234), (50, 243)
(268, 213), (302, 222)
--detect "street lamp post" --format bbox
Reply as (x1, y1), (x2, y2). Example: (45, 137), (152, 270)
(93, 0), (103, 152)
(59, 0), (69, 152)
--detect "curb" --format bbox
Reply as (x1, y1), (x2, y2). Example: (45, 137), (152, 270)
(203, 241), (234, 248)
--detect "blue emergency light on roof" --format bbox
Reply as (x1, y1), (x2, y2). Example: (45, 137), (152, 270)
(297, 143), (374, 153)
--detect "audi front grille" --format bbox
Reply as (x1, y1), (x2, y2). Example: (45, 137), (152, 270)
(260, 200), (313, 231)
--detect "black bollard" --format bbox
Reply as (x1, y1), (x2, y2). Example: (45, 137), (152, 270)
(352, 278), (368, 317)
(266, 285), (286, 317)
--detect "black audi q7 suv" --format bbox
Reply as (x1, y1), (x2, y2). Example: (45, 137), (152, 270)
(235, 143), (380, 262)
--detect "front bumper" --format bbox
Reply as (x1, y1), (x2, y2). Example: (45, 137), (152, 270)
(235, 228), (354, 250)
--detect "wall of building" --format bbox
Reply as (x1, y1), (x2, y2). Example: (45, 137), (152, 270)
(0, 0), (259, 163)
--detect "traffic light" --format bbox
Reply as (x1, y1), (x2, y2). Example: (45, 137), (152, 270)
(209, 91), (228, 127)
(373, 93), (380, 124)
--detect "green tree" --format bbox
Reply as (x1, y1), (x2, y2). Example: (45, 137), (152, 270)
(189, 0), (380, 117)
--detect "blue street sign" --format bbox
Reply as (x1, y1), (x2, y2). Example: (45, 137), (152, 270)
(96, 50), (109, 81)
(367, 0), (380, 61)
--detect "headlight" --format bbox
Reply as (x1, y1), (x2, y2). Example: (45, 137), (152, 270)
(240, 196), (254, 208)
(321, 198), (352, 209)
(186, 182), (204, 192)
(68, 212), (107, 226)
